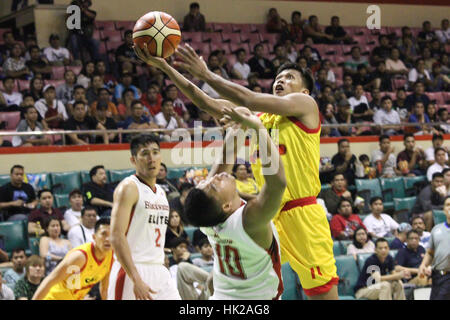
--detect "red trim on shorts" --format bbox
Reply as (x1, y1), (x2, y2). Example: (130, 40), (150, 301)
(303, 277), (339, 297)
(287, 116), (321, 134)
(115, 267), (127, 300)
(257, 112), (264, 118)
(267, 237), (284, 300)
(134, 175), (157, 193)
(125, 205), (136, 236)
(281, 197), (317, 212)
(91, 242), (104, 265)
(76, 249), (88, 272)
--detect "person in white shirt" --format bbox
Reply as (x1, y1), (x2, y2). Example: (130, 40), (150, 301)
(427, 147), (449, 181)
(0, 273), (14, 300)
(1, 76), (22, 107)
(154, 99), (187, 141)
(64, 189), (84, 229)
(373, 96), (401, 136)
(67, 206), (98, 248)
(425, 133), (448, 166)
(435, 18), (450, 44)
(201, 67), (221, 98)
(231, 48), (251, 80)
(43, 34), (70, 66)
(372, 135), (400, 178)
(363, 197), (399, 239)
(34, 84), (68, 129)
(348, 84), (369, 112)
(385, 48), (408, 76)
(408, 58), (431, 88)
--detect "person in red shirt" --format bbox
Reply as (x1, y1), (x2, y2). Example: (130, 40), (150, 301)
(330, 198), (366, 240)
(140, 85), (162, 116)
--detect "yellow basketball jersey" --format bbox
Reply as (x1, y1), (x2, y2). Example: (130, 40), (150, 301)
(44, 242), (113, 300)
(251, 113), (321, 211)
(235, 178), (260, 195)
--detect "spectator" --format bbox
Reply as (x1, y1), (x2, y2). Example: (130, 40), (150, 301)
(230, 49), (250, 81)
(94, 101), (118, 144)
(426, 102), (438, 124)
(164, 84), (190, 121)
(371, 61), (393, 92)
(114, 72), (140, 104)
(354, 238), (407, 300)
(352, 64), (372, 91)
(385, 48), (409, 76)
(0, 272), (14, 300)
(115, 30), (140, 74)
(435, 18), (450, 44)
(116, 88), (135, 120)
(67, 206), (98, 248)
(25, 45), (52, 79)
(318, 173), (352, 215)
(324, 16), (352, 44)
(314, 69), (333, 96)
(82, 165), (114, 217)
(66, 85), (88, 116)
(417, 21), (436, 49)
(443, 168), (450, 196)
(371, 35), (392, 65)
(438, 108), (450, 134)
(411, 216), (432, 248)
(165, 210), (189, 253)
(303, 15), (333, 44)
(330, 198), (366, 240)
(96, 60), (116, 88)
(140, 85), (162, 116)
(412, 173), (446, 232)
(423, 47), (437, 72)
(320, 102), (341, 137)
(248, 43), (275, 79)
(201, 67), (222, 99)
(372, 135), (400, 178)
(189, 108), (219, 129)
(408, 60), (432, 90)
(207, 51), (230, 80)
(13, 255), (45, 300)
(192, 238), (214, 269)
(363, 197), (399, 239)
(0, 164), (37, 221)
(39, 217), (71, 275)
(332, 138), (357, 186)
(1, 77), (22, 111)
(399, 36), (418, 67)
(427, 148), (449, 181)
(429, 62), (450, 92)
(369, 88), (382, 111)
(396, 133), (427, 176)
(344, 46), (369, 76)
(154, 98), (187, 134)
(346, 226), (375, 258)
(287, 11), (304, 44)
(76, 61), (95, 89)
(63, 189), (84, 229)
(232, 163), (259, 201)
(394, 88), (408, 121)
(348, 84), (369, 114)
(3, 248), (26, 291)
(408, 101), (435, 135)
(168, 238), (192, 267)
(122, 100), (158, 141)
(390, 223), (412, 250)
(183, 2), (206, 32)
(271, 44), (290, 70)
(28, 189), (68, 237)
(0, 31), (16, 60)
(169, 183), (194, 225)
(34, 84), (68, 129)
(90, 88), (119, 121)
(394, 230), (428, 286)
(156, 163), (180, 201)
(63, 100), (109, 145)
(337, 74), (355, 99)
(425, 133), (448, 166)
(12, 106), (51, 147)
(356, 154), (377, 179)
(373, 97), (401, 136)
(43, 34), (71, 66)
(56, 70), (76, 106)
(418, 196), (450, 300)
(265, 8), (288, 34)
(321, 59), (336, 85)
(86, 74), (106, 106)
(2, 43), (31, 79)
(26, 77), (44, 102)
(68, 0), (100, 63)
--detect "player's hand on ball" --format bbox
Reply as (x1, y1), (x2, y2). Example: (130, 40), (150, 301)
(133, 278), (157, 300)
(223, 106), (263, 130)
(134, 43), (167, 70)
(174, 44), (209, 80)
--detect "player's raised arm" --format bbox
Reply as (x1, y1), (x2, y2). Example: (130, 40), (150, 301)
(134, 44), (235, 119)
(110, 180), (156, 300)
(32, 250), (86, 300)
(176, 44), (318, 120)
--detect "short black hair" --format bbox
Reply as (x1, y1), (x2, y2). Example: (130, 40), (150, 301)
(122, 88), (135, 98)
(131, 100), (143, 109)
(442, 168), (450, 176)
(89, 165), (105, 179)
(403, 133), (414, 141)
(234, 48), (246, 56)
(375, 237), (389, 248)
(406, 229), (419, 238)
(28, 45), (40, 53)
(337, 198), (352, 210)
(37, 188), (52, 199)
(184, 188), (227, 227)
(73, 100), (86, 109)
(69, 188), (82, 198)
(24, 105), (37, 114)
(276, 62), (314, 94)
(359, 154), (369, 162)
(130, 134), (160, 156)
(190, 2), (200, 9)
(180, 182), (195, 194)
(332, 172), (345, 181)
(97, 87), (110, 95)
(432, 133), (444, 142)
(160, 163), (167, 172)
(11, 248), (26, 256)
(411, 215), (425, 224)
(381, 96), (392, 104)
(370, 196), (383, 205)
(198, 237), (210, 248)
(2, 76), (14, 84)
(10, 164), (24, 174)
(161, 98), (173, 107)
(73, 84), (85, 92)
(124, 29), (132, 37)
(379, 135), (390, 143)
(169, 237), (189, 249)
(337, 138), (349, 147)
(432, 172), (444, 180)
(95, 218), (110, 233)
(434, 147), (446, 157)
(81, 205), (97, 217)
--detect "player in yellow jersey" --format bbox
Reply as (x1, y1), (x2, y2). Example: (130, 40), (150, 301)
(134, 43), (338, 299)
(32, 217), (112, 300)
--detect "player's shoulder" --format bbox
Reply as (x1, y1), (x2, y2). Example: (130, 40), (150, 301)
(114, 177), (139, 198)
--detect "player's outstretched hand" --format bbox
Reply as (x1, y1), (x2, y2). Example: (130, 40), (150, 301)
(174, 44), (209, 80)
(133, 43), (168, 70)
(133, 278), (157, 300)
(223, 106), (263, 131)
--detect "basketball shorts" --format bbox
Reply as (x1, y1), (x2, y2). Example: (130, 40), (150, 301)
(108, 261), (181, 300)
(273, 198), (339, 296)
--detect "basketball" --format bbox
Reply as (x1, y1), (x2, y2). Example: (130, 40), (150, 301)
(133, 11), (181, 59)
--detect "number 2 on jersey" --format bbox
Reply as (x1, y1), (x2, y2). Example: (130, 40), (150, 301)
(155, 228), (161, 247)
(215, 244), (246, 279)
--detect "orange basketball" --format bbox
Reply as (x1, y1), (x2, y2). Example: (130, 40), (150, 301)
(133, 11), (181, 59)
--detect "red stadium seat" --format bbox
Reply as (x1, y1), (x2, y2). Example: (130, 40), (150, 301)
(427, 92), (445, 105)
(254, 24), (267, 34)
(259, 33), (279, 46)
(95, 21), (116, 31)
(442, 92), (450, 103)
(18, 80), (30, 91)
(101, 30), (123, 42)
(334, 55), (346, 65)
(213, 23), (232, 33)
(99, 41), (107, 55)
(392, 78), (407, 90)
(92, 29), (102, 41)
(240, 33), (261, 44)
(182, 32), (203, 43)
(258, 79), (274, 91)
(221, 32), (241, 43)
(190, 41), (211, 56)
(204, 32), (222, 44)
(352, 35), (366, 45)
(51, 66), (65, 80)
(45, 80), (65, 88)
(0, 112), (21, 130)
(65, 66), (82, 76)
(205, 23), (214, 32)
(106, 40), (122, 53)
(249, 24), (260, 33)
(210, 42), (231, 55)
(115, 21), (134, 31)
(332, 67), (343, 81)
(230, 43), (250, 55)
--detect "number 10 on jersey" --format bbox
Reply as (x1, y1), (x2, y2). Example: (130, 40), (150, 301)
(215, 244), (246, 279)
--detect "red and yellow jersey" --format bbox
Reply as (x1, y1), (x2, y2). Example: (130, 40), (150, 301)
(43, 242), (113, 300)
(251, 113), (321, 215)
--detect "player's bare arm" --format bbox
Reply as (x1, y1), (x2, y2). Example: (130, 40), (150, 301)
(32, 250), (86, 300)
(223, 107), (286, 249)
(99, 271), (110, 300)
(110, 180), (156, 300)
(176, 44), (319, 126)
(134, 43), (235, 119)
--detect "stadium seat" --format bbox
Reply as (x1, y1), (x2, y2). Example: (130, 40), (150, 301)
(380, 177), (405, 203)
(212, 23), (232, 33)
(167, 168), (186, 180)
(0, 219), (28, 254)
(403, 176), (427, 196)
(101, 29), (122, 42)
(385, 237), (395, 246)
(115, 21), (134, 31)
(44, 80), (65, 88)
(442, 91), (450, 103)
(281, 262), (303, 300)
(240, 33), (261, 44)
(333, 241), (342, 256)
(221, 32), (241, 43)
(0, 112), (21, 130)
(50, 171), (82, 196)
(340, 240), (352, 255)
(95, 20), (116, 31)
(0, 174), (9, 187)
(184, 226), (197, 242)
(80, 170), (92, 185)
(51, 66), (65, 80)
(230, 43), (250, 55)
(335, 255), (359, 299)
(432, 210), (446, 225)
(189, 41), (210, 56)
(259, 33), (279, 46)
(210, 42), (231, 55)
(355, 179), (393, 211)
(28, 237), (40, 255)
(17, 79), (30, 91)
(182, 32), (203, 43)
(109, 169), (135, 183)
(359, 214), (369, 221)
(393, 196), (416, 223)
(356, 252), (373, 272)
(204, 32), (222, 44)
(54, 194), (70, 209)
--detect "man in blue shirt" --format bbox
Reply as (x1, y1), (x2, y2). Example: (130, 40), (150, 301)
(390, 223), (412, 250)
(355, 238), (407, 300)
(114, 72), (140, 104)
(394, 230), (428, 286)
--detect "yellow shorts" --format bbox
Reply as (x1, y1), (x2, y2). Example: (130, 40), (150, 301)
(273, 200), (338, 296)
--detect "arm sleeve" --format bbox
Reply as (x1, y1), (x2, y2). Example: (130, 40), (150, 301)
(329, 217), (343, 239)
(395, 249), (406, 266)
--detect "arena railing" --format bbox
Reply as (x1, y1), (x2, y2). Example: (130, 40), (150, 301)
(0, 122), (447, 145)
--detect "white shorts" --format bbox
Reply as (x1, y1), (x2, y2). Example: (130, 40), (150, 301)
(108, 261), (181, 300)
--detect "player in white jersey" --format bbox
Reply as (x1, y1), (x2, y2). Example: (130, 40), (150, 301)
(108, 134), (180, 300)
(184, 107), (287, 300)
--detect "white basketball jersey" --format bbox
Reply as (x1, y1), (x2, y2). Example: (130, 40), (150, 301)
(119, 175), (170, 265)
(201, 201), (284, 300)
